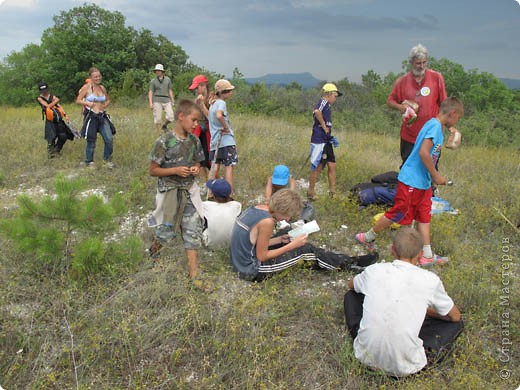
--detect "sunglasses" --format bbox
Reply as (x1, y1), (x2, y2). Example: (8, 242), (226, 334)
(220, 89), (233, 94)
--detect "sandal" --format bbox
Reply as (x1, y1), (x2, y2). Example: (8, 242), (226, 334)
(148, 239), (163, 259)
(307, 193), (319, 202)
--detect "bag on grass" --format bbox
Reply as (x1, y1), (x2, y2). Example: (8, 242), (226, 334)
(350, 171), (399, 208)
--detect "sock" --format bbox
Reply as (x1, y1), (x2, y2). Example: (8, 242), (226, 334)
(364, 228), (377, 242)
(423, 244), (433, 258)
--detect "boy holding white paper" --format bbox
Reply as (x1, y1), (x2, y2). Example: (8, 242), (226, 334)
(230, 189), (377, 282)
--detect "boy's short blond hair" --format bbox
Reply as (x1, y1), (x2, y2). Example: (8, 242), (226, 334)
(174, 99), (200, 120)
(392, 228), (423, 260)
(269, 189), (303, 220)
(439, 97), (464, 116)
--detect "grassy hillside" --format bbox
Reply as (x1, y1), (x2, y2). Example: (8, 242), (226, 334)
(0, 104), (518, 389)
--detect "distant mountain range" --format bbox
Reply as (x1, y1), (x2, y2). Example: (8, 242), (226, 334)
(244, 72), (321, 88)
(500, 78), (520, 90)
(245, 73), (520, 90)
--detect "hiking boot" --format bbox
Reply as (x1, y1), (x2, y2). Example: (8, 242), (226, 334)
(419, 254), (449, 267)
(355, 232), (376, 252)
(148, 239), (163, 259)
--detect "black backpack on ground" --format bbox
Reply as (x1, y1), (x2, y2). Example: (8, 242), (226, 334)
(350, 171), (399, 208)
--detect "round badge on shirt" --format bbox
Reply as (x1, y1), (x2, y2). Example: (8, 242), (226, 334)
(420, 87), (431, 97)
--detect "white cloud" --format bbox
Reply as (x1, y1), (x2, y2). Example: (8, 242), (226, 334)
(0, 0), (37, 8)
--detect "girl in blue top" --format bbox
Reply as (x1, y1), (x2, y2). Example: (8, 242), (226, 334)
(208, 79), (238, 190)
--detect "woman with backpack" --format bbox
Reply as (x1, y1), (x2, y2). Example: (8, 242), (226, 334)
(76, 67), (115, 168)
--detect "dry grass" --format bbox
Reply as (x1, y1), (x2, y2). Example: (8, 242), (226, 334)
(0, 103), (518, 389)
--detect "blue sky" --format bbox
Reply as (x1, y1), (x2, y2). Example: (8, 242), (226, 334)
(0, 0), (519, 82)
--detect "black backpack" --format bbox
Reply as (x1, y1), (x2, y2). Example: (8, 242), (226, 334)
(350, 171), (399, 208)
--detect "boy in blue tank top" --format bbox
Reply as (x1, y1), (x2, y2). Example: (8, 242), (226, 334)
(230, 189), (377, 281)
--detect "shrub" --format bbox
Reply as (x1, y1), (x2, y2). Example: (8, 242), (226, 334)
(0, 175), (143, 281)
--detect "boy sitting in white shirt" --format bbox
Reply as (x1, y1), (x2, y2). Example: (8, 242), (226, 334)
(344, 228), (463, 377)
(203, 179), (241, 248)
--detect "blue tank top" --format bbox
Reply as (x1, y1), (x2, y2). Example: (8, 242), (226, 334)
(85, 93), (106, 103)
(230, 206), (271, 277)
(85, 84), (107, 103)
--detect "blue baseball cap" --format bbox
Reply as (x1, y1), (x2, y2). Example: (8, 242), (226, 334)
(272, 165), (290, 186)
(206, 179), (232, 198)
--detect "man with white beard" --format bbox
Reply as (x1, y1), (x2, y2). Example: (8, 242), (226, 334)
(387, 44), (448, 166)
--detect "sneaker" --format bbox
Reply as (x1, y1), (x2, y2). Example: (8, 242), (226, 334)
(419, 254), (449, 267)
(355, 232), (376, 252)
(104, 160), (116, 169)
(80, 161), (95, 168)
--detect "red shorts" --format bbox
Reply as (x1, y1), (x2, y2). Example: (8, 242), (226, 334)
(384, 182), (432, 225)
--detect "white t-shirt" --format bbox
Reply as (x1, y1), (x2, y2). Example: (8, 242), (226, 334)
(202, 200), (242, 248)
(353, 260), (454, 377)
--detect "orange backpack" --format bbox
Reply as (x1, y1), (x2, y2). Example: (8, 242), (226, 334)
(45, 105), (66, 123)
(38, 94), (66, 123)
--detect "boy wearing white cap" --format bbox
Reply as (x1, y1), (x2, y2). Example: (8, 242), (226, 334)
(148, 64), (175, 133)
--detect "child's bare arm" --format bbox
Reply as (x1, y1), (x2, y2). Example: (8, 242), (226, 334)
(265, 176), (273, 202)
(216, 110), (230, 132)
(313, 109), (329, 133)
(289, 177), (296, 191)
(149, 161), (192, 178)
(427, 304), (461, 322)
(419, 138), (446, 185)
(255, 219), (308, 262)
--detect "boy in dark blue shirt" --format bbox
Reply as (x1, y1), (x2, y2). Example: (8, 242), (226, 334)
(307, 83), (342, 201)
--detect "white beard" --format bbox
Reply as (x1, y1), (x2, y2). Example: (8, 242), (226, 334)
(412, 68), (426, 78)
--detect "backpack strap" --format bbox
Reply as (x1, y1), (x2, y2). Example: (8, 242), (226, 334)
(37, 94), (53, 120)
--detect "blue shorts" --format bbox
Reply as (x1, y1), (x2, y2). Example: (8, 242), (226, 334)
(209, 145), (238, 167)
(310, 143), (335, 171)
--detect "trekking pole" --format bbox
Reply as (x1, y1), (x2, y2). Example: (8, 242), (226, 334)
(206, 130), (223, 200)
(295, 151), (311, 179)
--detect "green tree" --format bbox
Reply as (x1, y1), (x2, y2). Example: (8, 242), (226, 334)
(0, 44), (48, 105)
(0, 4), (192, 104)
(134, 29), (189, 77)
(40, 3), (137, 100)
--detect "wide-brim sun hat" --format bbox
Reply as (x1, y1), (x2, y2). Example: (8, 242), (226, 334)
(154, 64), (165, 72)
(215, 79), (235, 94)
(189, 75), (209, 90)
(322, 82), (343, 96)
